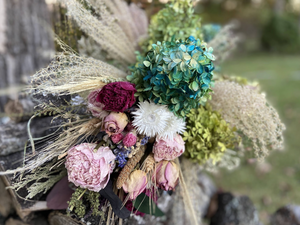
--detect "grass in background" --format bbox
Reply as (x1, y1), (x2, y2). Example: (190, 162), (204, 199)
(214, 53), (300, 223)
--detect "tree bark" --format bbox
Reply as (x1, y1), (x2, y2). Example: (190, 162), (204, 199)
(0, 0), (54, 111)
(273, 0), (285, 15)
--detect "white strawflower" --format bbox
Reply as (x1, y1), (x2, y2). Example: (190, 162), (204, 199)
(158, 114), (186, 140)
(132, 101), (172, 137)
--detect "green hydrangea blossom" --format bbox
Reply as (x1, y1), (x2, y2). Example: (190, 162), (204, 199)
(127, 36), (215, 117)
(183, 104), (240, 164)
(143, 0), (202, 51)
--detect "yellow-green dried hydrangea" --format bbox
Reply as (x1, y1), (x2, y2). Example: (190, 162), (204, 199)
(183, 104), (240, 165)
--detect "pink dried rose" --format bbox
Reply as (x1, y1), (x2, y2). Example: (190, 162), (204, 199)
(65, 143), (116, 192)
(103, 112), (128, 136)
(154, 160), (179, 191)
(123, 170), (147, 200)
(87, 89), (109, 119)
(111, 133), (124, 144)
(96, 81), (136, 112)
(153, 134), (185, 162)
(123, 130), (137, 147)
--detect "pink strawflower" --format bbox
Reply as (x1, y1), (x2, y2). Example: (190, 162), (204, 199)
(96, 81), (136, 112)
(153, 134), (185, 162)
(123, 170), (147, 200)
(87, 89), (109, 119)
(154, 160), (179, 191)
(111, 133), (124, 144)
(123, 130), (137, 147)
(103, 112), (128, 136)
(65, 143), (116, 192)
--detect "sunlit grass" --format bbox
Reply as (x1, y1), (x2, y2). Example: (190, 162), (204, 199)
(213, 53), (300, 224)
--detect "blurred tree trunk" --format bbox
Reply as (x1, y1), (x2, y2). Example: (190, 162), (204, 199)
(273, 0), (286, 15)
(0, 0), (54, 112)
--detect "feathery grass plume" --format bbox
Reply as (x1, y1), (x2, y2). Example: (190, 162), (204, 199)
(207, 21), (240, 62)
(61, 0), (136, 65)
(91, 0), (148, 46)
(210, 80), (285, 159)
(31, 51), (126, 95)
(9, 159), (67, 199)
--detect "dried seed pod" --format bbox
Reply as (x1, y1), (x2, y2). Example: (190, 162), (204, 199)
(116, 145), (146, 189)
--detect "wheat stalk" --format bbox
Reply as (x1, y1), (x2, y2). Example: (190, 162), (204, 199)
(141, 153), (155, 174)
(116, 145), (146, 189)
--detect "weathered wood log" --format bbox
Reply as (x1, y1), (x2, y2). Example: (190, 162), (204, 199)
(48, 212), (86, 225)
(0, 117), (59, 156)
(0, 0), (54, 112)
(4, 98), (35, 123)
(0, 178), (14, 217)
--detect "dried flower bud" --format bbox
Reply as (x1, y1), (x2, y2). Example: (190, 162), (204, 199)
(154, 160), (179, 191)
(123, 170), (147, 200)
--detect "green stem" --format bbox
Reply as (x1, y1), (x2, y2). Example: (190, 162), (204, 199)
(94, 141), (105, 152)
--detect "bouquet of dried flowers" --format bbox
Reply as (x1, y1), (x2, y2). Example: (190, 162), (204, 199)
(0, 0), (285, 225)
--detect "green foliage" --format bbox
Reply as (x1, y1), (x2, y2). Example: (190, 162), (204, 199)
(87, 191), (103, 217)
(127, 36), (215, 117)
(68, 188), (104, 218)
(68, 188), (86, 218)
(143, 0), (202, 51)
(11, 159), (67, 199)
(133, 193), (164, 217)
(183, 104), (240, 164)
(261, 14), (300, 53)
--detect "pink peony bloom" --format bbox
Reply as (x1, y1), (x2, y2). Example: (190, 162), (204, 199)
(153, 134), (185, 162)
(96, 81), (136, 112)
(65, 143), (116, 192)
(123, 130), (137, 147)
(123, 170), (147, 200)
(154, 160), (179, 191)
(103, 112), (128, 136)
(87, 89), (109, 119)
(111, 133), (124, 144)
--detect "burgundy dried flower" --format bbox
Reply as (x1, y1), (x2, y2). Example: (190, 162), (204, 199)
(96, 81), (136, 112)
